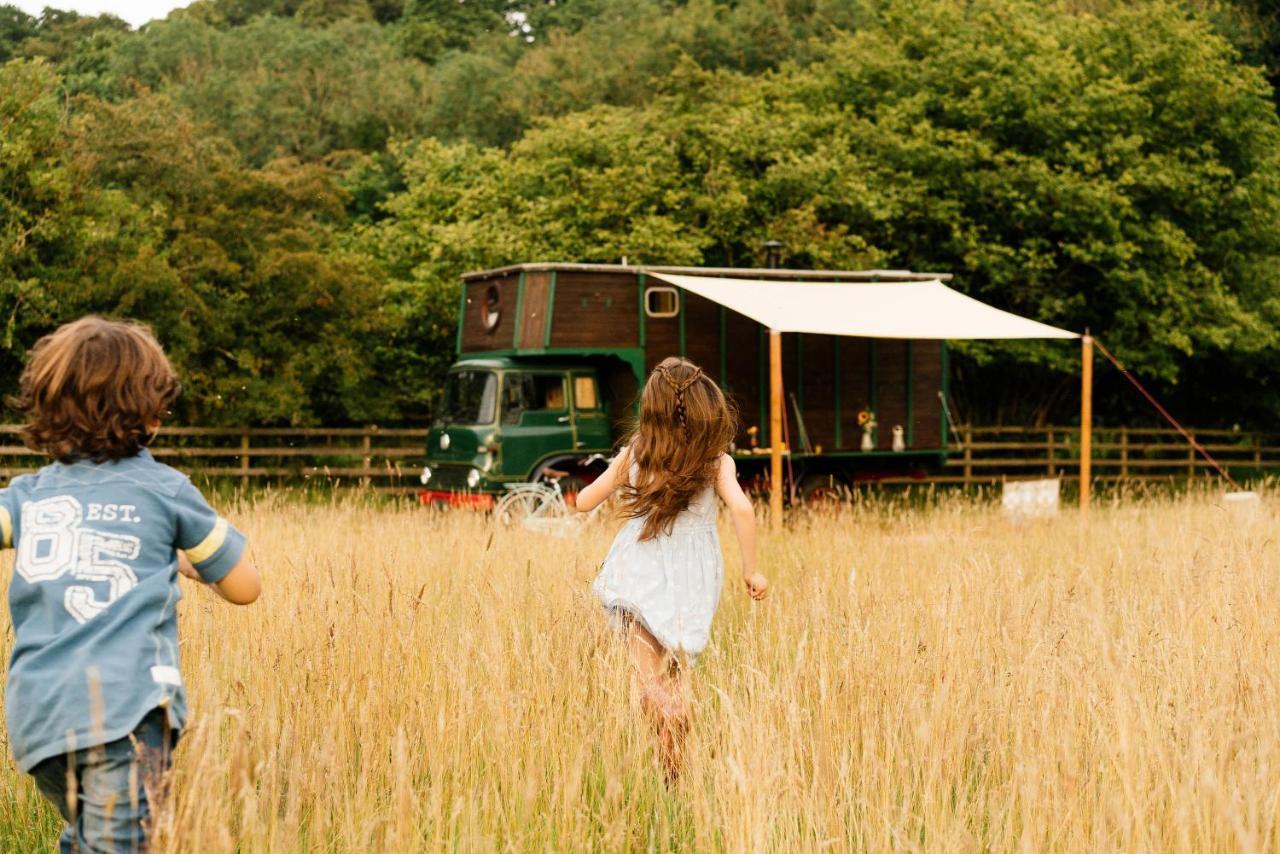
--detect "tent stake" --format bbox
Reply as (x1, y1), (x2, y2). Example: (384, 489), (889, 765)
(770, 329), (783, 525)
(1080, 334), (1093, 515)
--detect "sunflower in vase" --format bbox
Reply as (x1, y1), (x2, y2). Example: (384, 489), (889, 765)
(858, 409), (877, 451)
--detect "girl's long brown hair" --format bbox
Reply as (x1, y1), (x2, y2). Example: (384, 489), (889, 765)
(621, 357), (736, 540)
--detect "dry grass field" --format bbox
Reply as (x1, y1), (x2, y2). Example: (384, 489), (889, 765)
(2, 488), (1280, 851)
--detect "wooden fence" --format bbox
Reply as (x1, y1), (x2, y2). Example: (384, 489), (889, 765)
(0, 426), (427, 493)
(0, 424), (1271, 492)
(943, 425), (1275, 486)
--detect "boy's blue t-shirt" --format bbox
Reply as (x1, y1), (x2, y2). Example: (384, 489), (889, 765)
(0, 449), (246, 772)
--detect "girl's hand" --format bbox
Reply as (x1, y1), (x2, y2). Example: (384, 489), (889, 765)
(744, 572), (769, 600)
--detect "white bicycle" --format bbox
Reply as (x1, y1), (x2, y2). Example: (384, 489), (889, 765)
(493, 456), (607, 536)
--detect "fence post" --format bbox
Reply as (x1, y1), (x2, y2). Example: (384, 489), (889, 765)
(361, 426), (373, 488)
(962, 425), (973, 486)
(1046, 429), (1055, 477)
(1120, 427), (1128, 479)
(1187, 434), (1196, 480)
(239, 430), (250, 493)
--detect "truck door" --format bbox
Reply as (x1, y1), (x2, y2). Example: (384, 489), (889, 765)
(571, 372), (611, 451)
(500, 372), (572, 478)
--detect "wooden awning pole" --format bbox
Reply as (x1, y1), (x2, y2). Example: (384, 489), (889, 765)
(769, 329), (783, 525)
(1080, 334), (1093, 515)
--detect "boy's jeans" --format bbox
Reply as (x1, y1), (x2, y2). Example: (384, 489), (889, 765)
(29, 708), (176, 854)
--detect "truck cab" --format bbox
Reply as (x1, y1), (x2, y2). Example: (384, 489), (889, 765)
(419, 358), (615, 506)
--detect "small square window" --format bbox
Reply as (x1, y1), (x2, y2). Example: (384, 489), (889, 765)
(573, 376), (599, 410)
(645, 286), (679, 318)
(502, 373), (566, 424)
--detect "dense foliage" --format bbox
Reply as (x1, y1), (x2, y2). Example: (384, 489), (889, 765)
(2, 0), (1279, 425)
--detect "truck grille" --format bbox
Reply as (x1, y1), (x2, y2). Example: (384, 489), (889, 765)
(427, 464), (476, 490)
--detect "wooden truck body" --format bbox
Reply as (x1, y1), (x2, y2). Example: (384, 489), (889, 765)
(419, 263), (951, 505)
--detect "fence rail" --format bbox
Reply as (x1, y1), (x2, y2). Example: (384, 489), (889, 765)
(0, 424), (1270, 492)
(944, 425), (1273, 485)
(0, 425), (429, 493)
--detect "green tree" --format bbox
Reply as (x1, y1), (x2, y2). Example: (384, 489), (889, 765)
(0, 60), (174, 403)
(16, 8), (130, 63)
(1, 63), (396, 425)
(370, 0), (1280, 423)
(67, 93), (394, 424)
(102, 16), (433, 165)
(1, 59), (81, 383)
(0, 6), (37, 61)
(7, 0), (1280, 426)
(416, 0), (871, 146)
(788, 1), (1280, 420)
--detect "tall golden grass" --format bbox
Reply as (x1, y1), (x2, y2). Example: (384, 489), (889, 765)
(2, 489), (1279, 851)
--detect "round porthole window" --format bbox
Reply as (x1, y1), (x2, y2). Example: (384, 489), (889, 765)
(481, 285), (501, 332)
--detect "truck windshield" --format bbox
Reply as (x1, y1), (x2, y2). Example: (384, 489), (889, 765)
(441, 370), (497, 424)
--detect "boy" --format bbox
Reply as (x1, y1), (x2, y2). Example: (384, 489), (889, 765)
(1, 317), (260, 852)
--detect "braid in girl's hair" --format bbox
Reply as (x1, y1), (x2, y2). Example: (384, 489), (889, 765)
(655, 363), (703, 436)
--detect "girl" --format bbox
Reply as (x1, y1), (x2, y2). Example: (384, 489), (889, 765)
(575, 357), (768, 781)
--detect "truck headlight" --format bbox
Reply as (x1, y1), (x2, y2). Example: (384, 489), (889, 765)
(419, 466), (432, 485)
(466, 467), (481, 489)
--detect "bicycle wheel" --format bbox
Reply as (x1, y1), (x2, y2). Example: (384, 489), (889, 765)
(493, 489), (546, 526)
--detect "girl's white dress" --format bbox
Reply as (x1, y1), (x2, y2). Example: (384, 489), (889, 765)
(592, 470), (724, 659)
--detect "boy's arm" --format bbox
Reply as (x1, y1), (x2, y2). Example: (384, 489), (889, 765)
(0, 491), (11, 551)
(174, 482), (260, 605)
(714, 454), (768, 600)
(574, 446), (630, 513)
(0, 481), (21, 551)
(177, 549), (259, 604)
(177, 551), (200, 579)
(210, 555), (260, 605)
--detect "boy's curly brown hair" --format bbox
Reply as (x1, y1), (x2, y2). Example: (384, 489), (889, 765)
(10, 317), (180, 463)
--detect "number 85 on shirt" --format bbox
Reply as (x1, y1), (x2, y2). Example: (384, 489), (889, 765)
(17, 496), (142, 625)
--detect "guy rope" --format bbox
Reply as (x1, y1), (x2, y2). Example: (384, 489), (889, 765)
(1092, 337), (1241, 491)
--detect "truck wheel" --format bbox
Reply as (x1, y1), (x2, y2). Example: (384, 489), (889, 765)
(798, 473), (847, 506)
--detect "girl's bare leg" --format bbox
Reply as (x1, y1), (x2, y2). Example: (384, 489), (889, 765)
(628, 620), (690, 782)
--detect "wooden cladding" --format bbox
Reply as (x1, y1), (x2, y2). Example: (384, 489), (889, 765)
(838, 339), (872, 450)
(875, 341), (909, 451)
(682, 294), (722, 385)
(797, 335), (837, 451)
(460, 274), (518, 352)
(518, 273), (551, 349)
(778, 336), (945, 452)
(549, 273), (640, 349)
(461, 271), (640, 352)
(723, 310), (762, 448)
(911, 341), (945, 448)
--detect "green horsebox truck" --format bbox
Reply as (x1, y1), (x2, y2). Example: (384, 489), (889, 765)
(418, 262), (953, 508)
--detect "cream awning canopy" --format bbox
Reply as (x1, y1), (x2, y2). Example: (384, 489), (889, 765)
(646, 272), (1078, 340)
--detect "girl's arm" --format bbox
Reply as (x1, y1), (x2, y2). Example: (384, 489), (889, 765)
(574, 446), (630, 513)
(714, 454), (768, 600)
